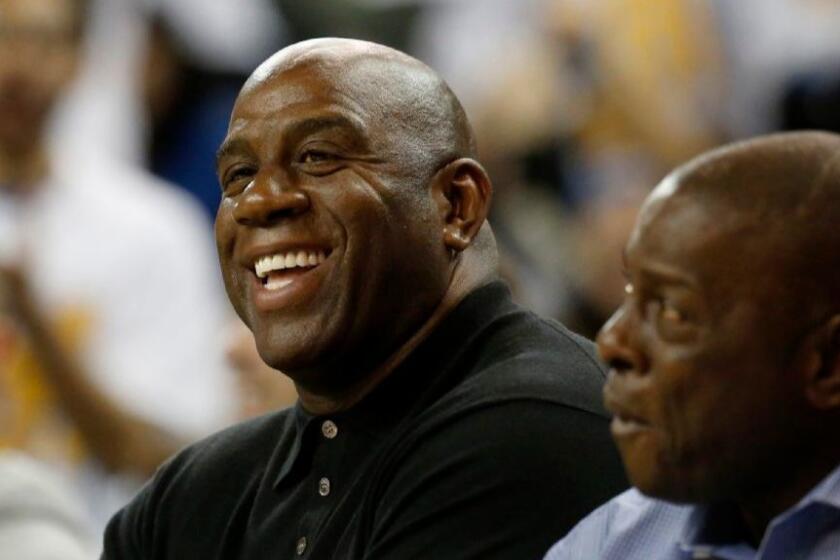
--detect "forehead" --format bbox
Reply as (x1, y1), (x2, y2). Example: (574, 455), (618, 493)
(626, 182), (764, 298)
(226, 62), (385, 147)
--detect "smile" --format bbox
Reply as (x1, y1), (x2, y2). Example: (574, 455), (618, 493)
(254, 250), (329, 291)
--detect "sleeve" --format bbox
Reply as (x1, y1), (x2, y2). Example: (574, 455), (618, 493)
(364, 400), (628, 560)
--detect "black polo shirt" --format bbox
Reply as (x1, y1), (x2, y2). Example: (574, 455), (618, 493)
(103, 281), (627, 559)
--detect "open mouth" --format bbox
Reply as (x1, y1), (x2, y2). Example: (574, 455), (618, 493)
(254, 249), (331, 291)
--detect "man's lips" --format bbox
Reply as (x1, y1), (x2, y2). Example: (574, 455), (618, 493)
(247, 257), (332, 313)
(604, 375), (652, 437)
(241, 243), (335, 314)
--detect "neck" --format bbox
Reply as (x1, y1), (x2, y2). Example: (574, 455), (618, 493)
(736, 447), (840, 545)
(296, 243), (497, 416)
(0, 144), (49, 194)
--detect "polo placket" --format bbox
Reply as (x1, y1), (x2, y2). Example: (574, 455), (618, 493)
(294, 418), (344, 557)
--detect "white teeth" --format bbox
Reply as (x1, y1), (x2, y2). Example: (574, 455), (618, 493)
(271, 254), (285, 271)
(254, 249), (328, 278)
(265, 276), (294, 291)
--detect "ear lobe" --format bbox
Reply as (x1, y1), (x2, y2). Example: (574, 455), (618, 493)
(435, 158), (492, 253)
(802, 314), (840, 411)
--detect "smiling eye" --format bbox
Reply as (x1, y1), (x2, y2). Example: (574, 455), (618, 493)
(300, 150), (335, 164)
(645, 298), (685, 324)
(659, 303), (685, 324)
(222, 166), (256, 194)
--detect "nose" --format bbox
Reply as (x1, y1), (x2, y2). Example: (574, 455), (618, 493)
(597, 304), (648, 374)
(232, 171), (310, 227)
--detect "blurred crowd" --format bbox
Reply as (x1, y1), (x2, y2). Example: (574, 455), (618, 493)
(3, 0), (840, 553)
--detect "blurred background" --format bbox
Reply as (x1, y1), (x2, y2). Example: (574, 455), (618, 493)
(55, 0), (840, 336)
(3, 0), (840, 551)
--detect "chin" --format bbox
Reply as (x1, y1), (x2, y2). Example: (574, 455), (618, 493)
(255, 337), (316, 372)
(632, 463), (729, 505)
(253, 318), (336, 372)
(635, 479), (694, 504)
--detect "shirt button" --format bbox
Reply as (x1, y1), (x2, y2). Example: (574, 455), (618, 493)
(318, 477), (331, 496)
(321, 420), (338, 439)
(296, 536), (307, 555)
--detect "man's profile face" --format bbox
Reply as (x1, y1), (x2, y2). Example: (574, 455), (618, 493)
(0, 0), (81, 154)
(215, 60), (451, 386)
(597, 180), (807, 504)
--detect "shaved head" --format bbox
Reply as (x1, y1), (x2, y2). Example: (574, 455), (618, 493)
(646, 131), (840, 332)
(239, 38), (476, 179)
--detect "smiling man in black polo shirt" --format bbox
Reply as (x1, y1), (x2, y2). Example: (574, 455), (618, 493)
(103, 38), (626, 559)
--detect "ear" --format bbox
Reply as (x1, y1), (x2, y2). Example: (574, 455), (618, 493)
(800, 314), (840, 411)
(432, 158), (493, 252)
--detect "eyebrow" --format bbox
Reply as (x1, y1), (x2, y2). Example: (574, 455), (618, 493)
(286, 114), (368, 143)
(215, 138), (254, 169)
(215, 113), (369, 169)
(638, 264), (699, 290)
(623, 248), (699, 290)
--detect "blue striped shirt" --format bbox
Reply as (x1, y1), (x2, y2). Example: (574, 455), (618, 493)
(545, 464), (840, 560)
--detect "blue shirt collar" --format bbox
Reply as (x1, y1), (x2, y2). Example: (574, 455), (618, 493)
(678, 462), (840, 559)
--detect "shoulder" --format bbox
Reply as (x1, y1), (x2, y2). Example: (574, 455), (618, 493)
(384, 399), (625, 498)
(156, 409), (293, 489)
(364, 400), (627, 557)
(445, 306), (610, 419)
(545, 489), (695, 560)
(104, 410), (295, 556)
(387, 398), (626, 500)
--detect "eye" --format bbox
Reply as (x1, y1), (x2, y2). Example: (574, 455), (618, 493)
(644, 298), (685, 322)
(658, 301), (686, 325)
(645, 297), (697, 342)
(295, 147), (345, 176)
(221, 166), (256, 195)
(299, 150), (335, 164)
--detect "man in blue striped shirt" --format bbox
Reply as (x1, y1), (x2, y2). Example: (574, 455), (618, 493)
(546, 131), (840, 560)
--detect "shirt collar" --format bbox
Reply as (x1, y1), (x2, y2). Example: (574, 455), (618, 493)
(271, 280), (513, 490)
(678, 462), (840, 559)
(800, 461), (840, 510)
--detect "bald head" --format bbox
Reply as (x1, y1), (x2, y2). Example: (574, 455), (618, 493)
(668, 131), (840, 223)
(239, 38), (476, 176)
(646, 131), (840, 329)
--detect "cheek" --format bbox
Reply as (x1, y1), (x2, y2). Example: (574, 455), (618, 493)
(657, 354), (728, 464)
(214, 206), (234, 274)
(214, 203), (247, 311)
(650, 352), (779, 496)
